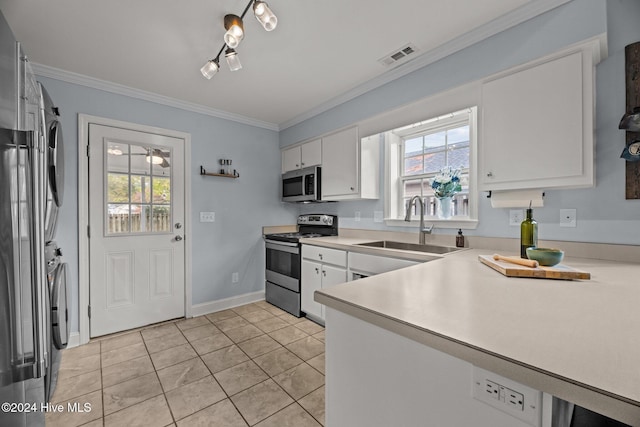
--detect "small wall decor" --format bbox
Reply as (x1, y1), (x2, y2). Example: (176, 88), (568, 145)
(619, 41), (640, 198)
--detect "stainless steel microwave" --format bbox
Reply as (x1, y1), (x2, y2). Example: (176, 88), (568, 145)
(282, 166), (321, 202)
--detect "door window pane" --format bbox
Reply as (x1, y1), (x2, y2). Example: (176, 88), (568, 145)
(152, 206), (170, 232)
(107, 204), (130, 233)
(131, 175), (151, 203)
(107, 173), (130, 203)
(152, 177), (170, 204)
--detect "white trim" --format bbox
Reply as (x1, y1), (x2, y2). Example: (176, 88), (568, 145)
(34, 63), (278, 131)
(77, 114), (192, 345)
(190, 291), (266, 317)
(66, 332), (81, 349)
(279, 0), (571, 130)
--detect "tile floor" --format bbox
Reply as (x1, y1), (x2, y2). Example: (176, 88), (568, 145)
(46, 301), (326, 427)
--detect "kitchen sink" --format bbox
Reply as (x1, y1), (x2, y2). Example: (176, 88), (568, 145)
(356, 240), (463, 254)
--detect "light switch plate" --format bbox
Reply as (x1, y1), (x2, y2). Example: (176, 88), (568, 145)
(200, 212), (215, 222)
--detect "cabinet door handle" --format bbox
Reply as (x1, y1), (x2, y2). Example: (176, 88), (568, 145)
(350, 186), (354, 191)
(315, 267), (319, 274)
(296, 164), (299, 168)
(322, 270), (326, 277)
(486, 172), (493, 177)
(319, 254), (323, 260)
(301, 162), (305, 166)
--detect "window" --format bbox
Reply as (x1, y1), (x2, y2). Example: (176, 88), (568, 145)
(385, 107), (478, 227)
(105, 141), (172, 235)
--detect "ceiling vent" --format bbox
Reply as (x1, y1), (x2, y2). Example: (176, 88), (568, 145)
(378, 43), (419, 67)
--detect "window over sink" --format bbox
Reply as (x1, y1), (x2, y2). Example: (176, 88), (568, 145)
(384, 107), (478, 228)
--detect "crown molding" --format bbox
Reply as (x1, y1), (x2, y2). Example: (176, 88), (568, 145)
(31, 63), (280, 131)
(279, 0), (572, 131)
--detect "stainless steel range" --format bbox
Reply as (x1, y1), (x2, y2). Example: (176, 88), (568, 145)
(264, 214), (338, 317)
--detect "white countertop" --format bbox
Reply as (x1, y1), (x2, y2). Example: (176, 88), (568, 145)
(313, 243), (640, 424)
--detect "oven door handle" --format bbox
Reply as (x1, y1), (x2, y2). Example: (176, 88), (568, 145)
(265, 240), (300, 253)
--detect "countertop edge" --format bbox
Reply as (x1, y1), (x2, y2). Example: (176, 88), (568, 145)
(315, 292), (640, 424)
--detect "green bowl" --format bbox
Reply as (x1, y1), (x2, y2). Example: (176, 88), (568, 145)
(526, 247), (564, 266)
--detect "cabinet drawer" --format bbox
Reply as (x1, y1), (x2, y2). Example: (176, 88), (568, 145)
(302, 245), (347, 267)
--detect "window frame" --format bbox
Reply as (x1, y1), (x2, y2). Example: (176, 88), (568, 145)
(384, 107), (479, 229)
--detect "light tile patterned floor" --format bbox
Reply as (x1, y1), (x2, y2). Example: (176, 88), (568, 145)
(46, 301), (325, 427)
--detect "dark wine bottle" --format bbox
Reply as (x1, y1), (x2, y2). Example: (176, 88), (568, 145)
(520, 208), (538, 258)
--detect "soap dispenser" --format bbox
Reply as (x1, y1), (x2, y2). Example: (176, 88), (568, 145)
(520, 204), (538, 258)
(456, 229), (465, 248)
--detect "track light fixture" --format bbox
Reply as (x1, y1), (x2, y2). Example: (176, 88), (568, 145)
(200, 0), (277, 78)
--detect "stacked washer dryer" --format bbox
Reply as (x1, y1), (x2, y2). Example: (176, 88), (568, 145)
(39, 83), (70, 401)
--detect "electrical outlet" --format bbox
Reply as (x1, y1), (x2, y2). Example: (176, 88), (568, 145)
(559, 209), (577, 227)
(509, 209), (524, 226)
(473, 367), (541, 426)
(232, 272), (239, 283)
(354, 211), (361, 222)
(485, 380), (500, 400)
(374, 211), (384, 223)
(200, 212), (215, 222)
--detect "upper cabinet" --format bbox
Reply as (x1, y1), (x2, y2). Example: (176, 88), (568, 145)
(322, 126), (379, 201)
(479, 42), (600, 192)
(282, 138), (322, 173)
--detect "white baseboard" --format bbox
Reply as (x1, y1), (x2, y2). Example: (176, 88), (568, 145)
(65, 292), (265, 345)
(190, 291), (265, 317)
(66, 332), (81, 349)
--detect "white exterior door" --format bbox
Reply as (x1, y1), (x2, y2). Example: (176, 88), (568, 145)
(88, 124), (185, 337)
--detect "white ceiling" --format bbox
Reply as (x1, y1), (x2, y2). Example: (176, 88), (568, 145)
(1, 0), (552, 129)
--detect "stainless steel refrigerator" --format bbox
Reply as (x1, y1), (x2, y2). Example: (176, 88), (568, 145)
(0, 10), (48, 427)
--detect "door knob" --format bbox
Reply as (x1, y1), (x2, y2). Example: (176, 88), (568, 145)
(175, 235), (183, 241)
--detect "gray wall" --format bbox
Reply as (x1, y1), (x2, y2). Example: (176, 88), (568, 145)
(288, 0), (640, 246)
(38, 76), (297, 333)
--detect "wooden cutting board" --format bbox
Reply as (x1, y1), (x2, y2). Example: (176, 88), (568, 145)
(478, 255), (591, 280)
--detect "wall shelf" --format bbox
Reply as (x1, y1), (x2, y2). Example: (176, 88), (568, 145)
(200, 165), (239, 178)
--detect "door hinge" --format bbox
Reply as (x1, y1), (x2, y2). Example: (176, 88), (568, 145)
(88, 305), (91, 318)
(86, 145), (90, 157)
(87, 225), (90, 238)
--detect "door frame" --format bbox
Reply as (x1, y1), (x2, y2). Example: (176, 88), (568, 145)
(77, 114), (192, 345)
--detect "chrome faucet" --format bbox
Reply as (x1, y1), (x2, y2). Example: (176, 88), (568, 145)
(404, 195), (434, 245)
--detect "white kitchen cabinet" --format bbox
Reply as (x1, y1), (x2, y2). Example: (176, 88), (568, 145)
(321, 126), (379, 201)
(281, 138), (322, 173)
(479, 43), (598, 191)
(301, 245), (347, 322)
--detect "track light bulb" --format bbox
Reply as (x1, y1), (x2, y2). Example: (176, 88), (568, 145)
(225, 48), (242, 71)
(200, 59), (219, 79)
(253, 1), (277, 31)
(224, 14), (244, 48)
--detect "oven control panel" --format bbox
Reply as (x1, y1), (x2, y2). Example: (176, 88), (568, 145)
(298, 214), (335, 226)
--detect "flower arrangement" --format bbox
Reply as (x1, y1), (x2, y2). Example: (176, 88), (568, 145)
(431, 166), (462, 199)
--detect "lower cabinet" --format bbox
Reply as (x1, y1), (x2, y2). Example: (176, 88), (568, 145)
(301, 245), (347, 322)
